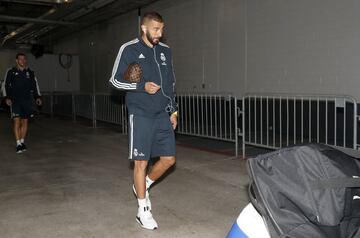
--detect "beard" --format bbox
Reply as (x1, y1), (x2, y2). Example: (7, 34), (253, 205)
(146, 31), (160, 45)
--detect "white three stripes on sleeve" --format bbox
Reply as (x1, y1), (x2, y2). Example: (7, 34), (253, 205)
(34, 76), (41, 96)
(1, 68), (11, 97)
(109, 39), (139, 90)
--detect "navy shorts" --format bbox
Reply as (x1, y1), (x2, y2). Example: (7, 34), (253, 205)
(11, 101), (34, 119)
(128, 114), (176, 160)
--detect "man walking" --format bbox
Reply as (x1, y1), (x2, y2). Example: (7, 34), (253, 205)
(2, 53), (42, 153)
(109, 12), (178, 230)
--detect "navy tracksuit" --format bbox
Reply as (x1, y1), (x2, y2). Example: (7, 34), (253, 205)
(109, 37), (178, 117)
(109, 38), (177, 160)
(2, 67), (41, 118)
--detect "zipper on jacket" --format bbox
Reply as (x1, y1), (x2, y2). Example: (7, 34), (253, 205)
(153, 47), (173, 112)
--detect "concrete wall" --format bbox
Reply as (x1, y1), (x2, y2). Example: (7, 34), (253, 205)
(246, 0), (360, 100)
(53, 11), (138, 93)
(0, 50), (80, 93)
(143, 0), (246, 94)
(52, 0), (360, 100)
(53, 0), (246, 95)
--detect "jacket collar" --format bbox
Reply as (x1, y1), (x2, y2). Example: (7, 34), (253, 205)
(15, 66), (28, 72)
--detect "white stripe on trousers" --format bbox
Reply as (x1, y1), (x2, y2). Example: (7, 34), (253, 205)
(129, 114), (134, 160)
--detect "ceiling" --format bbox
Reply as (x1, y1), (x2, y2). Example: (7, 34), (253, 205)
(0, 0), (159, 50)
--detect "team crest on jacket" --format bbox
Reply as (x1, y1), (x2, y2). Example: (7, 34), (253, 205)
(160, 53), (167, 65)
(160, 53), (166, 62)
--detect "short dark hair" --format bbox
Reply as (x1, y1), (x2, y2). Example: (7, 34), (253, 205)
(16, 52), (26, 59)
(141, 11), (164, 25)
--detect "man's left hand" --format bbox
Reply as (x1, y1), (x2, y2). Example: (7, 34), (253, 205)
(170, 113), (177, 130)
(36, 98), (42, 106)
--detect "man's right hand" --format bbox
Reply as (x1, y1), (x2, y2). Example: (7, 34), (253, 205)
(145, 82), (160, 94)
(5, 98), (12, 106)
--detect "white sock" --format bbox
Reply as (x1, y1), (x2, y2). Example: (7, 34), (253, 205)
(20, 138), (24, 144)
(146, 175), (155, 189)
(16, 140), (21, 146)
(138, 198), (147, 208)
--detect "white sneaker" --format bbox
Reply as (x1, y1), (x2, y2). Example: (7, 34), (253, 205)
(132, 184), (152, 210)
(136, 206), (158, 230)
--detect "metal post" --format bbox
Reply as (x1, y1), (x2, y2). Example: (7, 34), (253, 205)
(325, 99), (328, 145)
(201, 94), (204, 135)
(286, 97), (289, 146)
(353, 100), (357, 149)
(255, 96), (257, 143)
(317, 98), (319, 143)
(279, 96), (282, 147)
(248, 97), (251, 143)
(334, 101), (337, 146)
(273, 98), (275, 147)
(180, 95), (184, 133)
(260, 96), (263, 145)
(220, 95), (223, 138)
(90, 40), (96, 128)
(205, 95), (208, 136)
(50, 92), (54, 118)
(242, 97), (246, 158)
(234, 97), (238, 157)
(224, 96), (228, 139)
(294, 97), (296, 144)
(92, 94), (97, 128)
(72, 93), (76, 122)
(309, 99), (312, 143)
(197, 94), (200, 135)
(344, 101), (346, 147)
(266, 96), (269, 146)
(215, 95), (218, 138)
(210, 95), (213, 137)
(301, 98), (303, 143)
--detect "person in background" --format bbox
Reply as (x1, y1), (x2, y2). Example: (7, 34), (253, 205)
(2, 52), (42, 153)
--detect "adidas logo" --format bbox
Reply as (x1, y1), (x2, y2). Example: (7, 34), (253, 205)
(139, 53), (145, 59)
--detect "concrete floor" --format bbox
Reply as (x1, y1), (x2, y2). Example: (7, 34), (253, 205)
(0, 112), (251, 238)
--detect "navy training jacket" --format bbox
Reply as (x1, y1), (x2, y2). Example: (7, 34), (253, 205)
(2, 67), (41, 102)
(109, 38), (178, 118)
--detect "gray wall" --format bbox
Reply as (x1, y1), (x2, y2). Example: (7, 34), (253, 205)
(53, 0), (360, 100)
(53, 0), (246, 95)
(54, 11), (138, 93)
(246, 0), (360, 100)
(143, 0), (246, 94)
(0, 50), (80, 93)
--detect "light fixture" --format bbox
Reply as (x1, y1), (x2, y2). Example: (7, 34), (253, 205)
(56, 0), (73, 3)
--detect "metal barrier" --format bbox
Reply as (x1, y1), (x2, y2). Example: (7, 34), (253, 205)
(243, 94), (359, 152)
(41, 92), (359, 157)
(41, 92), (128, 134)
(41, 93), (73, 118)
(41, 92), (240, 156)
(95, 94), (128, 133)
(176, 93), (240, 156)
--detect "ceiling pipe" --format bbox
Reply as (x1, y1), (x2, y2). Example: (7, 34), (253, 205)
(0, 15), (78, 25)
(25, 0), (116, 42)
(1, 8), (59, 46)
(0, 0), (72, 6)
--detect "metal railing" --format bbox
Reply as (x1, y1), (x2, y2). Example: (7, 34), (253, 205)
(176, 93), (240, 156)
(41, 92), (240, 156)
(41, 92), (128, 134)
(243, 94), (359, 152)
(41, 92), (359, 158)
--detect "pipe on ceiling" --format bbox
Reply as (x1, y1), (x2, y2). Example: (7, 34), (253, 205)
(0, 15), (77, 25)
